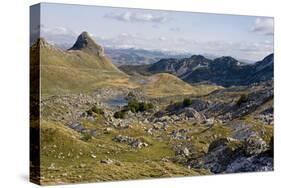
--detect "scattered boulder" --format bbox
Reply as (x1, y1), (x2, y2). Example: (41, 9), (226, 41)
(170, 129), (188, 140)
(175, 147), (190, 157)
(205, 117), (215, 126)
(100, 158), (113, 164)
(208, 137), (238, 152)
(103, 127), (113, 134)
(244, 135), (268, 156)
(183, 108), (206, 123)
(143, 118), (149, 124)
(48, 163), (56, 170)
(68, 122), (85, 133)
(189, 137), (243, 173)
(131, 140), (148, 148)
(145, 128), (153, 135)
(113, 135), (148, 148)
(153, 122), (164, 130)
(158, 116), (171, 122)
(90, 154), (96, 159)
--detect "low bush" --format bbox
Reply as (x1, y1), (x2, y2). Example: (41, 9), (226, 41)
(86, 105), (104, 115)
(127, 99), (154, 113)
(237, 94), (248, 106)
(183, 98), (192, 107)
(81, 132), (92, 142)
(127, 98), (140, 113)
(114, 110), (127, 119)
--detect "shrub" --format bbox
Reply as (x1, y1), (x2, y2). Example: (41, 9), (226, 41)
(127, 98), (140, 113)
(114, 110), (126, 119)
(81, 132), (92, 142)
(183, 98), (192, 107)
(127, 99), (154, 112)
(237, 94), (248, 106)
(87, 105), (104, 115)
(147, 103), (154, 110)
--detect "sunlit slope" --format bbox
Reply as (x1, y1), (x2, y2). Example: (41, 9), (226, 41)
(31, 36), (137, 96)
(141, 73), (221, 97)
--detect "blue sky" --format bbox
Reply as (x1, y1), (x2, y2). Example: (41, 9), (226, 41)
(37, 3), (274, 61)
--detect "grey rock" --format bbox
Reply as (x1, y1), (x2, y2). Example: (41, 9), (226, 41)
(113, 135), (148, 148)
(226, 155), (273, 173)
(100, 159), (113, 164)
(69, 122), (85, 133)
(244, 135), (268, 156)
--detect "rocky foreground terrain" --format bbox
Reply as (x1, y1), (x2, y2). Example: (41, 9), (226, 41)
(34, 79), (273, 184)
(30, 32), (273, 185)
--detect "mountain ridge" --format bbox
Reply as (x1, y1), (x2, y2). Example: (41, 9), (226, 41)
(120, 53), (273, 87)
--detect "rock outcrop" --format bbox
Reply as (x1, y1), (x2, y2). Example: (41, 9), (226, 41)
(187, 136), (273, 173)
(69, 31), (104, 56)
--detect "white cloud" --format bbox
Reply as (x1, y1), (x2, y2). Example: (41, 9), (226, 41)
(252, 18), (274, 35)
(158, 37), (167, 41)
(170, 27), (181, 32)
(41, 26), (76, 36)
(104, 12), (167, 23)
(37, 25), (80, 49)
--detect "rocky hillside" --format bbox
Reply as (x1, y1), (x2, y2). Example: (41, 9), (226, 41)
(37, 79), (273, 184)
(182, 54), (273, 86)
(149, 55), (212, 76)
(120, 54), (273, 87)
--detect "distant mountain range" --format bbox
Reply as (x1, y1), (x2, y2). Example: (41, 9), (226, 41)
(54, 41), (255, 65)
(120, 54), (273, 87)
(104, 47), (193, 65)
(104, 47), (255, 66)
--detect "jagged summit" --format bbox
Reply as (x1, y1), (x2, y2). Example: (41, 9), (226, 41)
(189, 55), (207, 61)
(69, 31), (104, 56)
(213, 56), (238, 64)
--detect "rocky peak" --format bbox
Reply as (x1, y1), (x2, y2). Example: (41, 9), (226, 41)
(189, 55), (207, 61)
(69, 31), (104, 57)
(213, 56), (238, 65)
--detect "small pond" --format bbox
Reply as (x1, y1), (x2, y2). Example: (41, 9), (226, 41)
(105, 96), (127, 107)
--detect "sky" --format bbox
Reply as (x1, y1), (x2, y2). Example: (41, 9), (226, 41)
(34, 3), (274, 61)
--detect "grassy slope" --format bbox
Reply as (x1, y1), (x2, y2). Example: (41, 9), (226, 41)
(141, 73), (221, 97)
(39, 120), (210, 185)
(40, 46), (137, 96)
